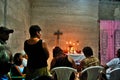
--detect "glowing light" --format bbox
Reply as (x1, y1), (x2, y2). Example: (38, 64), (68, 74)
(64, 41), (81, 54)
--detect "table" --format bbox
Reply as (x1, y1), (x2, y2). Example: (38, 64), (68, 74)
(68, 53), (85, 65)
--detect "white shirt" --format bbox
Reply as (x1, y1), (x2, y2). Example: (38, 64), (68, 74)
(107, 58), (120, 69)
(106, 58), (120, 79)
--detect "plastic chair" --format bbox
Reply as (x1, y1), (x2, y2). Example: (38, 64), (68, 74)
(80, 66), (104, 80)
(11, 76), (25, 79)
(109, 68), (120, 80)
(9, 69), (25, 80)
(50, 67), (77, 80)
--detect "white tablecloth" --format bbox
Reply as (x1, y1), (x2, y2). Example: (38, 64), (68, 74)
(68, 54), (85, 65)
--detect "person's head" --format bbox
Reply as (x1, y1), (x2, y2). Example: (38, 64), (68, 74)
(0, 26), (14, 42)
(29, 25), (42, 38)
(82, 46), (93, 57)
(13, 53), (23, 66)
(53, 46), (64, 57)
(117, 49), (120, 57)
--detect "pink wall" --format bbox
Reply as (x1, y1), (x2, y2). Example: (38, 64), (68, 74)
(100, 20), (120, 65)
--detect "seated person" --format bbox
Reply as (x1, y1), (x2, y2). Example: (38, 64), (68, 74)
(11, 53), (26, 80)
(79, 46), (100, 80)
(103, 49), (120, 79)
(50, 46), (76, 80)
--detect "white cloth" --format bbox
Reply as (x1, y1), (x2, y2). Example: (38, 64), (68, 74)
(68, 54), (85, 65)
(22, 58), (27, 67)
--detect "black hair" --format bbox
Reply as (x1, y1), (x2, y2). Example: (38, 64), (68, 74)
(13, 53), (22, 65)
(82, 46), (93, 57)
(117, 49), (120, 57)
(53, 46), (64, 57)
(29, 25), (41, 37)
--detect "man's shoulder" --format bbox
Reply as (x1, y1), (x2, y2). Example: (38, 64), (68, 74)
(111, 58), (120, 62)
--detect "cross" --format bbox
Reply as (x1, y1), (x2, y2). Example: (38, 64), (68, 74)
(54, 30), (63, 46)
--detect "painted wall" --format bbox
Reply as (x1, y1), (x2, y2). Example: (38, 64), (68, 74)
(100, 20), (120, 64)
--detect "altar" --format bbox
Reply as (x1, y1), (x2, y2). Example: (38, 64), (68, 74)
(63, 41), (85, 65)
(67, 53), (85, 65)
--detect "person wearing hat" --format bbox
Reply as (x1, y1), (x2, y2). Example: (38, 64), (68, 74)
(0, 26), (14, 80)
(0, 26), (14, 45)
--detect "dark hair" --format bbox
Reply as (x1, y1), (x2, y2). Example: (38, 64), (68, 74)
(53, 46), (64, 57)
(82, 46), (93, 57)
(29, 25), (41, 37)
(117, 49), (120, 57)
(13, 53), (22, 65)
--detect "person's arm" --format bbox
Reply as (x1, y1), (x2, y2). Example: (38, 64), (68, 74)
(68, 56), (76, 68)
(102, 64), (109, 70)
(79, 60), (85, 71)
(42, 40), (49, 59)
(14, 66), (26, 77)
(50, 59), (56, 70)
(103, 58), (116, 70)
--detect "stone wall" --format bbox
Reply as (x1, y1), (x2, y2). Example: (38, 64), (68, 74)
(0, 0), (30, 54)
(99, 1), (120, 20)
(0, 0), (4, 25)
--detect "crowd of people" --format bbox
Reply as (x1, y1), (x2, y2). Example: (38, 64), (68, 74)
(0, 25), (120, 80)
